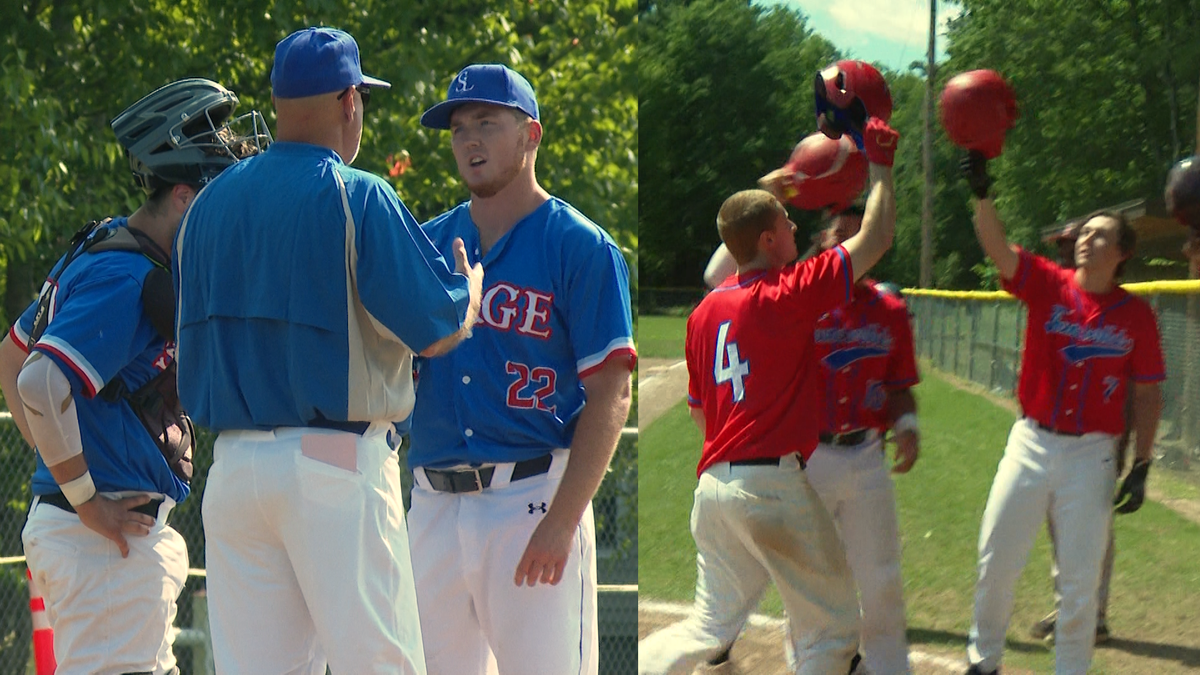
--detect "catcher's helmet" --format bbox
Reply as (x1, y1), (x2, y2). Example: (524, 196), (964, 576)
(111, 78), (272, 194)
(939, 70), (1018, 159)
(782, 132), (868, 212)
(815, 60), (893, 147)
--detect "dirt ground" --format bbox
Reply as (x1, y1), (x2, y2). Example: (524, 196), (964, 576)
(638, 604), (986, 675)
(637, 358), (1200, 673)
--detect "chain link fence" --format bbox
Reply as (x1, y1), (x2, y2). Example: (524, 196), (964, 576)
(0, 419), (638, 674)
(907, 283), (1200, 465)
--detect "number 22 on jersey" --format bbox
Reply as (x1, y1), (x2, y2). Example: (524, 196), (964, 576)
(713, 321), (749, 402)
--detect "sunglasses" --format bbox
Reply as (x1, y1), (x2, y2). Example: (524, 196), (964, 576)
(337, 85), (372, 109)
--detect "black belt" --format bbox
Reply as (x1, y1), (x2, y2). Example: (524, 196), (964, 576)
(819, 429), (871, 446)
(1036, 422), (1085, 438)
(424, 454), (553, 494)
(37, 491), (164, 519)
(729, 453), (806, 469)
(307, 418), (371, 435)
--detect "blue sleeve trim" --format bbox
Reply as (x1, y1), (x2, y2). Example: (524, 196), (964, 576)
(835, 245), (852, 302)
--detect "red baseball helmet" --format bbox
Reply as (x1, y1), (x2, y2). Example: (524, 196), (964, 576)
(815, 60), (893, 143)
(781, 132), (868, 212)
(939, 70), (1019, 159)
(1166, 155), (1200, 232)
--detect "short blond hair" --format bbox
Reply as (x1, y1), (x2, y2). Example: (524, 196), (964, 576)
(717, 190), (782, 264)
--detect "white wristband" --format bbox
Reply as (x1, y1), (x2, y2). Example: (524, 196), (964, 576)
(893, 413), (919, 436)
(60, 471), (96, 507)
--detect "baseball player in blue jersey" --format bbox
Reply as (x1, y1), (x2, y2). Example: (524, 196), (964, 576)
(408, 63), (636, 675)
(173, 28), (482, 674)
(0, 78), (267, 675)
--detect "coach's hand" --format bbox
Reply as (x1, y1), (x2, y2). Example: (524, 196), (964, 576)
(514, 514), (576, 587)
(891, 429), (919, 474)
(451, 237), (484, 320)
(75, 494), (156, 558)
(1114, 459), (1151, 514)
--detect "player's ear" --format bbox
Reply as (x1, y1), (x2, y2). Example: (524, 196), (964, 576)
(172, 183), (198, 212)
(526, 119), (543, 150)
(758, 228), (775, 252)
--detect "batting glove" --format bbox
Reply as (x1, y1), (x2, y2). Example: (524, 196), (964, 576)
(961, 150), (992, 199)
(862, 118), (900, 167)
(1114, 458), (1151, 514)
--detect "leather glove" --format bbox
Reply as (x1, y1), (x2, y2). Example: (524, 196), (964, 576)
(862, 118), (899, 168)
(1114, 458), (1151, 514)
(960, 150), (992, 199)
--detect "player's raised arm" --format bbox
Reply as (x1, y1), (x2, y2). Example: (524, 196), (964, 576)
(962, 151), (1019, 280)
(841, 119), (898, 281)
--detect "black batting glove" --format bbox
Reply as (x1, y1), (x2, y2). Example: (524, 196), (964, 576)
(1114, 458), (1151, 514)
(960, 150), (993, 200)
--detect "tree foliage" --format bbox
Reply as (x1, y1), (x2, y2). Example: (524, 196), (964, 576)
(0, 0), (637, 324)
(640, 0), (1200, 290)
(945, 0), (1200, 277)
(0, 2), (638, 661)
(639, 0), (838, 287)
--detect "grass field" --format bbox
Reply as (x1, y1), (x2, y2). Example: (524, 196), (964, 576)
(639, 315), (1200, 674)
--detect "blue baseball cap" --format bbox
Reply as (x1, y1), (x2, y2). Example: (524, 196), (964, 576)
(420, 64), (539, 130)
(271, 27), (391, 99)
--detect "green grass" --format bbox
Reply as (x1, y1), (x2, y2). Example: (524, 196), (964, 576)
(637, 315), (688, 359)
(640, 369), (1200, 673)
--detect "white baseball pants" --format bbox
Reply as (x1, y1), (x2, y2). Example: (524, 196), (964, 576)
(408, 448), (598, 675)
(638, 456), (860, 675)
(968, 418), (1116, 675)
(203, 426), (425, 674)
(806, 435), (910, 675)
(23, 495), (186, 675)
(1049, 507), (1115, 622)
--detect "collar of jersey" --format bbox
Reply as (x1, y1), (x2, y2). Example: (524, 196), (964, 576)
(264, 140), (344, 164)
(471, 197), (557, 264)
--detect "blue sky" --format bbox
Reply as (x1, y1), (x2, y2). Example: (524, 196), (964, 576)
(753, 0), (961, 73)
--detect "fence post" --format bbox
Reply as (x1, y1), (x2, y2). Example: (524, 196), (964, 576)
(989, 302), (1000, 391)
(967, 302), (979, 383)
(1184, 290), (1200, 455)
(192, 590), (213, 675)
(937, 300), (946, 369)
(953, 301), (962, 377)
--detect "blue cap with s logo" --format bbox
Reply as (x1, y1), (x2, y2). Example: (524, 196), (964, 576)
(420, 64), (539, 130)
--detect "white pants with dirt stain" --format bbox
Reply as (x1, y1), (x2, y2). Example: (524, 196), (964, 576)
(638, 455), (860, 675)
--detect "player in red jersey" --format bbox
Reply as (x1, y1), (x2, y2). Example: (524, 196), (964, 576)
(807, 208), (920, 675)
(638, 118), (899, 675)
(700, 204), (920, 674)
(961, 152), (1164, 675)
(1028, 221), (1121, 645)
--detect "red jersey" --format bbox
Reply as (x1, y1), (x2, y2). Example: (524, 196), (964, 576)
(1002, 248), (1165, 435)
(686, 246), (853, 477)
(814, 282), (919, 433)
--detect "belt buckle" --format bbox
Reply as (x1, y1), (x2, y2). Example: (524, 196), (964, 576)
(465, 469), (484, 493)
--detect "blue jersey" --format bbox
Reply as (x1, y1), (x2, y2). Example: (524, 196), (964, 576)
(11, 218), (189, 503)
(409, 198), (636, 468)
(174, 142), (470, 431)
